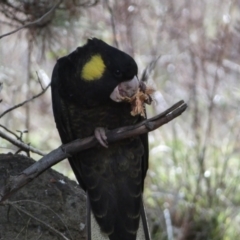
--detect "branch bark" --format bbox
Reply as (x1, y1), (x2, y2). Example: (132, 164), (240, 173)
(0, 100), (187, 203)
(0, 129), (46, 156)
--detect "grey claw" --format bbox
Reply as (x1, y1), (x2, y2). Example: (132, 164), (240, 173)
(94, 127), (108, 148)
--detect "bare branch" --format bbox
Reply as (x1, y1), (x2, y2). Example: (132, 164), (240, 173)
(16, 129), (28, 142)
(0, 129), (46, 156)
(0, 100), (187, 203)
(0, 0), (63, 40)
(0, 124), (20, 140)
(0, 83), (50, 119)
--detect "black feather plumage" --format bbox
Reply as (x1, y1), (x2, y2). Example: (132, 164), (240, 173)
(51, 38), (149, 240)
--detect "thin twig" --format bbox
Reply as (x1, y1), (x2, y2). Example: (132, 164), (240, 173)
(14, 221), (27, 239)
(11, 199), (73, 240)
(36, 71), (44, 91)
(0, 100), (187, 203)
(0, 124), (20, 141)
(16, 130), (28, 142)
(3, 201), (70, 240)
(0, 83), (50, 119)
(0, 0), (62, 40)
(0, 129), (46, 156)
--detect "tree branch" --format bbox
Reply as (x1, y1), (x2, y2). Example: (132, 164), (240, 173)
(0, 83), (50, 119)
(0, 1), (63, 39)
(0, 100), (187, 203)
(0, 124), (20, 140)
(0, 129), (46, 156)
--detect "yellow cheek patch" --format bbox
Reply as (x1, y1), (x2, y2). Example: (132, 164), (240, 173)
(81, 54), (106, 81)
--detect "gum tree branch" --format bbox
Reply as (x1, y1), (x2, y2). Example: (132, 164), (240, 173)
(0, 100), (187, 203)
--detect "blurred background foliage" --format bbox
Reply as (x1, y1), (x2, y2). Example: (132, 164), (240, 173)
(1, 0), (240, 239)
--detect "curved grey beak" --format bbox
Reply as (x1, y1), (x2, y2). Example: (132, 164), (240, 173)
(110, 76), (139, 102)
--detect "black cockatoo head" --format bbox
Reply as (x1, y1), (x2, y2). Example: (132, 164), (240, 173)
(55, 38), (139, 107)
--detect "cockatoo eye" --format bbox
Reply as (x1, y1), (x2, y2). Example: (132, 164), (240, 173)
(114, 69), (122, 78)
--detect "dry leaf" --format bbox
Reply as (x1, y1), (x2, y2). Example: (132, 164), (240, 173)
(121, 82), (155, 117)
